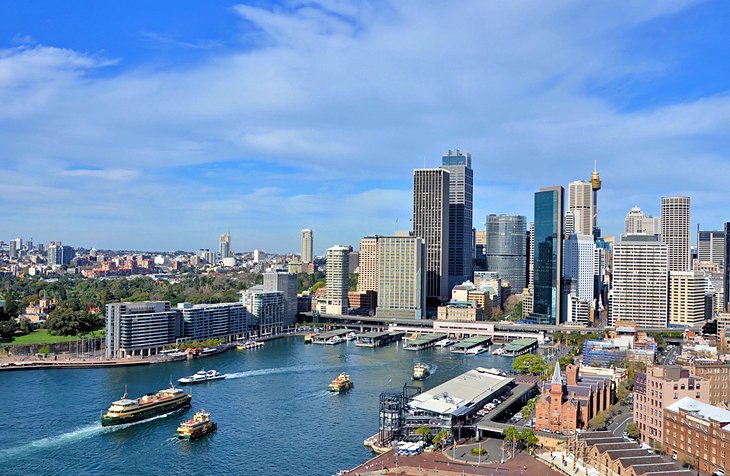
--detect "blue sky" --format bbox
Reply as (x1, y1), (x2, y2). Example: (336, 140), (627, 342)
(1, 1), (730, 253)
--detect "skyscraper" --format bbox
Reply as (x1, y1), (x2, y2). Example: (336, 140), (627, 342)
(697, 229), (725, 267)
(661, 196), (691, 272)
(441, 150), (473, 290)
(301, 229), (313, 264)
(532, 186), (564, 325)
(323, 245), (349, 314)
(624, 207), (661, 236)
(724, 222), (730, 311)
(567, 180), (592, 236)
(263, 271), (298, 328)
(563, 234), (595, 324)
(376, 235), (426, 319)
(413, 168), (450, 304)
(486, 214), (527, 292)
(219, 232), (232, 260)
(668, 271), (706, 326)
(610, 235), (668, 328)
(357, 236), (379, 292)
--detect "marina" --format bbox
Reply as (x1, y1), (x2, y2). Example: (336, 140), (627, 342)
(355, 330), (405, 348)
(449, 336), (493, 354)
(402, 333), (447, 351)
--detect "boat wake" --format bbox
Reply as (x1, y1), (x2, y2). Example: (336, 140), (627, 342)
(0, 410), (184, 462)
(225, 364), (334, 380)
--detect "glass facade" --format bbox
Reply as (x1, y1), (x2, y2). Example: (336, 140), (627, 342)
(441, 150), (473, 291)
(486, 214), (527, 291)
(532, 187), (563, 324)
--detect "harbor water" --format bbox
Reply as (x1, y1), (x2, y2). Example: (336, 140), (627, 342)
(0, 337), (515, 475)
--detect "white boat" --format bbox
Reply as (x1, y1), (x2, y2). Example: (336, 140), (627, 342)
(345, 332), (357, 341)
(435, 339), (454, 348)
(466, 345), (488, 355)
(491, 348), (504, 356)
(178, 369), (226, 385)
(326, 336), (344, 345)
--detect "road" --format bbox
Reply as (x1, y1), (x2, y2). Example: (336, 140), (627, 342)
(609, 409), (633, 437)
(663, 345), (681, 365)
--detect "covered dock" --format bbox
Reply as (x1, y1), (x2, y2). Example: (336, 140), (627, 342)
(503, 338), (538, 356)
(312, 328), (350, 344)
(403, 333), (447, 351)
(355, 330), (405, 348)
(450, 336), (492, 354)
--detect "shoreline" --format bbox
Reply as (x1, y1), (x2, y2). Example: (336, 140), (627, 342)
(0, 332), (306, 372)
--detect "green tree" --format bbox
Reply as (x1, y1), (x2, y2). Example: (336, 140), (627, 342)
(0, 319), (18, 340)
(588, 411), (607, 430)
(432, 429), (449, 448)
(621, 359), (647, 388)
(519, 428), (539, 453)
(415, 425), (432, 442)
(17, 318), (33, 335)
(626, 421), (640, 440)
(558, 355), (574, 369)
(512, 354), (548, 376)
(616, 382), (630, 401)
(521, 396), (539, 419)
(502, 426), (519, 446)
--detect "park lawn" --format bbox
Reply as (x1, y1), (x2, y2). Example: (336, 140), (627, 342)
(4, 329), (104, 346)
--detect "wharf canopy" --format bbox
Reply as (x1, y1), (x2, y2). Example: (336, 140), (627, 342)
(407, 368), (513, 427)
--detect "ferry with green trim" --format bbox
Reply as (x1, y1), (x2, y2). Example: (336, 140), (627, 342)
(100, 385), (192, 426)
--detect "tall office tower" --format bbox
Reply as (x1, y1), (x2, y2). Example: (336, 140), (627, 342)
(441, 150), (473, 290)
(264, 271), (298, 328)
(301, 229), (313, 264)
(610, 235), (669, 328)
(486, 214), (527, 292)
(253, 249), (264, 264)
(8, 238), (19, 259)
(725, 222), (730, 311)
(624, 207), (661, 236)
(376, 235), (426, 319)
(528, 223), (534, 291)
(357, 236), (379, 292)
(47, 243), (74, 265)
(590, 165), (602, 237)
(413, 168), (450, 304)
(563, 234), (596, 301)
(661, 196), (691, 272)
(219, 232), (232, 260)
(474, 230), (487, 271)
(668, 271), (706, 326)
(698, 229), (725, 267)
(324, 245), (349, 314)
(532, 187), (564, 325)
(568, 180), (592, 236)
(564, 211), (575, 237)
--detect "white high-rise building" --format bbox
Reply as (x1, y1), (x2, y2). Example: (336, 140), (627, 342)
(568, 180), (593, 236)
(253, 249), (265, 264)
(264, 271), (298, 327)
(563, 234), (595, 302)
(624, 207), (661, 236)
(357, 236), (379, 292)
(661, 196), (691, 272)
(412, 168), (450, 304)
(322, 245), (349, 314)
(239, 287), (284, 336)
(610, 235), (669, 328)
(669, 270), (706, 326)
(301, 229), (313, 264)
(376, 235), (426, 319)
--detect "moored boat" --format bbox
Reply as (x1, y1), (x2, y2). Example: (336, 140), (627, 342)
(466, 345), (488, 355)
(413, 363), (431, 380)
(328, 372), (353, 392)
(491, 348), (504, 356)
(435, 339), (454, 348)
(235, 340), (264, 350)
(176, 410), (217, 440)
(178, 369), (226, 385)
(100, 385), (191, 426)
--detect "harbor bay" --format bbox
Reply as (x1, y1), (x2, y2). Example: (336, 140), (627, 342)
(0, 337), (515, 475)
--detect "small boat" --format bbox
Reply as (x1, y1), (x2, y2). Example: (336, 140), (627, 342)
(491, 348), (504, 356)
(466, 345), (488, 355)
(413, 363), (431, 380)
(345, 332), (357, 341)
(328, 372), (353, 392)
(176, 410), (217, 440)
(435, 339), (454, 348)
(326, 336), (344, 345)
(100, 384), (192, 426)
(304, 333), (315, 344)
(236, 340), (264, 350)
(178, 369), (226, 385)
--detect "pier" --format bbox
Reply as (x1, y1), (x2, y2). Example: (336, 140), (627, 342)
(402, 333), (446, 351)
(355, 330), (405, 348)
(502, 338), (538, 356)
(450, 336), (492, 354)
(311, 329), (350, 344)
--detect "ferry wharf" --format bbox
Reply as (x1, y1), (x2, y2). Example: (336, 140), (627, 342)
(356, 331), (405, 348)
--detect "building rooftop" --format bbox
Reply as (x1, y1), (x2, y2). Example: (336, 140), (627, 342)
(666, 396), (730, 424)
(409, 368), (513, 416)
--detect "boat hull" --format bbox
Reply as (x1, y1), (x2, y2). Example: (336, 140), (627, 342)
(100, 395), (192, 426)
(177, 422), (217, 440)
(178, 376), (226, 385)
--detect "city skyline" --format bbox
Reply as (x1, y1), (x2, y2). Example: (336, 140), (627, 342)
(2, 2), (730, 251)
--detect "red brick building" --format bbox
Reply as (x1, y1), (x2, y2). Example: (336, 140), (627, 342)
(535, 363), (614, 434)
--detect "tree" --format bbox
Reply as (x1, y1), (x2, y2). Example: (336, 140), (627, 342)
(519, 428), (539, 453)
(415, 425), (432, 442)
(17, 318), (33, 335)
(521, 396), (539, 419)
(588, 411), (607, 430)
(558, 355), (574, 369)
(0, 319), (18, 340)
(502, 426), (519, 448)
(621, 359), (647, 388)
(616, 382), (630, 401)
(432, 429), (449, 448)
(626, 422), (640, 440)
(512, 354), (548, 376)
(504, 294), (523, 319)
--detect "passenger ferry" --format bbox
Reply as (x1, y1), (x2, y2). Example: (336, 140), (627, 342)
(100, 385), (192, 426)
(176, 410), (217, 440)
(413, 363), (431, 380)
(466, 345), (488, 355)
(235, 340), (264, 350)
(328, 372), (353, 392)
(435, 339), (454, 348)
(178, 369), (226, 385)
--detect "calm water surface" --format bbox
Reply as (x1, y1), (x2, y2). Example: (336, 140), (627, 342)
(0, 337), (514, 475)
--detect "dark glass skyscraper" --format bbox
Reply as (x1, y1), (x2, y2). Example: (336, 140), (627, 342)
(532, 187), (564, 325)
(725, 222), (730, 311)
(486, 214), (527, 292)
(441, 150), (473, 291)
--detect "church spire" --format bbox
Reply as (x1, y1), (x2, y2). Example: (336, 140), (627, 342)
(551, 361), (562, 385)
